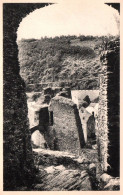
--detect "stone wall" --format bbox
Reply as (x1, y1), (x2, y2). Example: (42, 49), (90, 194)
(3, 3), (51, 190)
(98, 38), (120, 177)
(79, 109), (91, 143)
(45, 96), (85, 154)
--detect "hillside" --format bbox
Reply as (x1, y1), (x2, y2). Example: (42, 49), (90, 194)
(18, 35), (114, 90)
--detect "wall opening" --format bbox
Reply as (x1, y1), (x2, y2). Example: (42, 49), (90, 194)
(3, 2), (120, 191)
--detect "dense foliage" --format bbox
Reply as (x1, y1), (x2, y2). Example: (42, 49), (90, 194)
(18, 35), (114, 90)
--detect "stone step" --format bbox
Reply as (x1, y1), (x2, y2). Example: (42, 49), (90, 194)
(33, 148), (97, 171)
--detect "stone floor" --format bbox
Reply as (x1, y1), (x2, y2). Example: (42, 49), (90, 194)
(32, 148), (99, 191)
(34, 165), (92, 191)
(16, 147), (120, 191)
(32, 148), (120, 191)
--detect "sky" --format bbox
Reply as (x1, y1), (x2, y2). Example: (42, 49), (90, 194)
(17, 0), (120, 40)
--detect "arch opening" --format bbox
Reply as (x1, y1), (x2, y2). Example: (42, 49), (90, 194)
(3, 1), (120, 191)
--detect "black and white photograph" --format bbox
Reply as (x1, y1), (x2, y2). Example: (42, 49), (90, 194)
(1, 0), (121, 191)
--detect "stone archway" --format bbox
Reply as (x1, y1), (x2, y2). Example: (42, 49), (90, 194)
(3, 2), (120, 190)
(3, 3), (53, 190)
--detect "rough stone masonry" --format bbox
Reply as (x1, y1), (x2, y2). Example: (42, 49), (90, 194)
(98, 38), (120, 177)
(46, 96), (85, 154)
(3, 3), (52, 190)
(3, 2), (120, 190)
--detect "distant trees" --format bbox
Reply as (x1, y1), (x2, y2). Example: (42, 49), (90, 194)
(18, 35), (115, 90)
